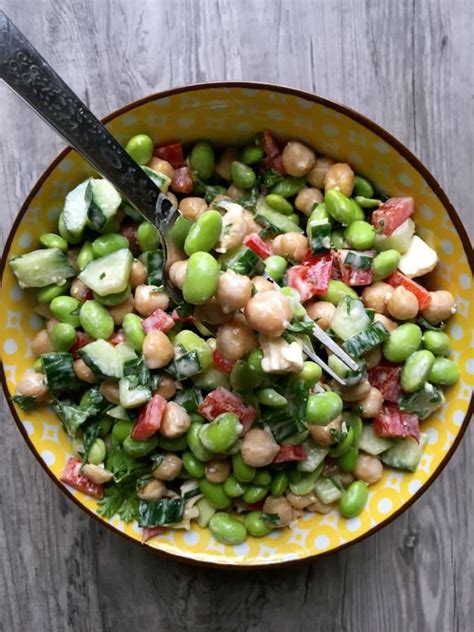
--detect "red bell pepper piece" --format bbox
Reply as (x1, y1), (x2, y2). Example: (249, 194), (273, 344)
(131, 394), (167, 441)
(372, 197), (414, 236)
(109, 330), (126, 346)
(247, 499), (266, 510)
(261, 129), (286, 175)
(273, 444), (308, 463)
(287, 253), (333, 302)
(171, 308), (194, 323)
(171, 166), (193, 193)
(386, 271), (431, 309)
(141, 526), (166, 543)
(198, 387), (256, 433)
(119, 222), (140, 256)
(243, 233), (273, 259)
(374, 404), (420, 442)
(153, 142), (185, 168)
(141, 308), (175, 334)
(60, 457), (104, 499)
(368, 362), (402, 403)
(213, 349), (235, 375)
(337, 250), (374, 287)
(71, 332), (93, 359)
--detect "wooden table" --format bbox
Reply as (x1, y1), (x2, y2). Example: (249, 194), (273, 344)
(1, 1), (472, 630)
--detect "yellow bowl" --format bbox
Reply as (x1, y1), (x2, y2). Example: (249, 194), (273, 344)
(1, 83), (472, 568)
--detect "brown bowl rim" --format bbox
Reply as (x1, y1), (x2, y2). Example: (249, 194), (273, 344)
(1, 81), (472, 570)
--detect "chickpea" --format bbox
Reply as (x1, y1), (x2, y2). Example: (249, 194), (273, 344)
(215, 147), (240, 180)
(357, 387), (383, 418)
(353, 453), (384, 485)
(286, 491), (317, 510)
(99, 378), (120, 404)
(272, 233), (309, 263)
(386, 286), (418, 321)
(46, 318), (60, 335)
(216, 270), (253, 314)
(154, 375), (177, 400)
(324, 162), (354, 196)
(179, 197), (208, 221)
(361, 282), (393, 314)
(143, 331), (174, 369)
(421, 290), (456, 324)
(244, 291), (293, 338)
(194, 298), (228, 325)
(306, 300), (336, 330)
(243, 210), (262, 235)
(281, 141), (316, 177)
(373, 313), (397, 333)
(227, 184), (244, 201)
(252, 275), (274, 294)
(73, 359), (97, 384)
(70, 278), (90, 303)
(263, 496), (294, 527)
(129, 260), (147, 289)
(31, 329), (53, 357)
(307, 498), (334, 514)
(134, 284), (170, 317)
(67, 249), (79, 271)
(160, 402), (191, 438)
(337, 380), (371, 402)
(308, 415), (341, 446)
(307, 156), (335, 188)
(241, 428), (280, 467)
(164, 239), (185, 272)
(204, 459), (232, 483)
(339, 471), (355, 487)
(153, 454), (182, 481)
(137, 478), (166, 501)
(82, 464), (113, 484)
(216, 314), (257, 361)
(108, 296), (135, 325)
(147, 156), (175, 180)
(166, 191), (178, 207)
(15, 370), (49, 401)
(364, 345), (382, 370)
(168, 260), (188, 290)
(295, 187), (324, 216)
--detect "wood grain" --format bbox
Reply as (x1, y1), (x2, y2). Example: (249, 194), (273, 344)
(0, 1), (472, 631)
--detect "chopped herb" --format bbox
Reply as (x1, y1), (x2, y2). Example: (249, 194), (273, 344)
(262, 513), (280, 525)
(100, 272), (106, 279)
(105, 442), (150, 484)
(262, 169), (284, 189)
(238, 185), (260, 210)
(97, 481), (140, 522)
(12, 395), (36, 410)
(52, 399), (90, 436)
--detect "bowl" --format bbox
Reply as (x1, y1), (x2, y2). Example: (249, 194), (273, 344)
(1, 82), (472, 568)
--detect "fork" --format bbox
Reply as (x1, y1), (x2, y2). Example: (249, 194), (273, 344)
(0, 10), (355, 384)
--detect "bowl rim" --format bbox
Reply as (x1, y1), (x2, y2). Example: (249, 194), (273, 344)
(1, 80), (472, 570)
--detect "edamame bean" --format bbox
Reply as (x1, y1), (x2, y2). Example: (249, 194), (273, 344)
(242, 484), (269, 504)
(77, 242), (95, 271)
(339, 480), (368, 518)
(373, 250), (401, 281)
(355, 196), (382, 209)
(256, 388), (288, 408)
(187, 423), (213, 461)
(97, 416), (113, 437)
(230, 360), (262, 391)
(123, 435), (159, 458)
(184, 210), (222, 256)
(88, 438), (106, 465)
(137, 222), (160, 253)
(344, 220), (375, 250)
(125, 134), (153, 164)
(183, 252), (220, 305)
(93, 285), (131, 306)
(50, 296), (81, 327)
(169, 216), (193, 247)
(325, 189), (355, 225)
(232, 453), (255, 482)
(230, 161), (257, 189)
(343, 412), (363, 442)
(39, 233), (68, 252)
(353, 175), (374, 198)
(321, 280), (357, 305)
(223, 475), (247, 497)
(330, 229), (346, 249)
(349, 199), (365, 221)
(253, 469), (272, 486)
(157, 435), (188, 451)
(33, 358), (44, 373)
(306, 391), (343, 425)
(292, 361), (323, 387)
(92, 233), (129, 258)
(58, 212), (81, 244)
(383, 323), (422, 363)
(247, 348), (265, 376)
(199, 481), (232, 509)
(265, 194), (294, 215)
(190, 141), (215, 180)
(264, 255), (288, 281)
(422, 330), (451, 356)
(199, 413), (241, 453)
(174, 330), (212, 370)
(288, 468), (302, 484)
(240, 144), (265, 165)
(244, 511), (273, 537)
(401, 350), (435, 393)
(309, 203), (331, 223)
(337, 445), (358, 472)
(271, 176), (306, 198)
(123, 313), (146, 351)
(287, 213), (300, 225)
(329, 426), (354, 458)
(209, 512), (247, 544)
(79, 300), (115, 340)
(112, 420), (133, 443)
(102, 215), (121, 234)
(289, 469), (321, 495)
(37, 281), (70, 304)
(192, 366), (230, 390)
(50, 323), (76, 352)
(182, 450), (205, 478)
(270, 471), (289, 496)
(428, 357), (460, 385)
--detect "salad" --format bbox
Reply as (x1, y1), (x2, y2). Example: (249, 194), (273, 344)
(9, 130), (460, 546)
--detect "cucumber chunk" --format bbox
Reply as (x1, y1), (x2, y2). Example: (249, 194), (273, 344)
(381, 433), (428, 472)
(87, 180), (122, 231)
(78, 248), (132, 296)
(63, 178), (93, 238)
(314, 476), (343, 504)
(79, 339), (123, 378)
(142, 166), (172, 193)
(9, 248), (76, 288)
(374, 218), (415, 254)
(358, 425), (394, 455)
(119, 377), (151, 408)
(330, 296), (371, 341)
(255, 197), (303, 234)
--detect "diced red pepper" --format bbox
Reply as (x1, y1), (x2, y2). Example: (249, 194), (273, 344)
(246, 499), (266, 511)
(261, 129), (286, 175)
(60, 457), (104, 499)
(337, 250), (374, 287)
(368, 362), (402, 403)
(141, 526), (166, 544)
(373, 404), (420, 442)
(171, 309), (194, 323)
(119, 222), (140, 256)
(141, 308), (175, 334)
(71, 332), (93, 359)
(386, 271), (431, 309)
(109, 330), (126, 346)
(287, 253), (333, 302)
(171, 166), (193, 193)
(131, 394), (167, 440)
(273, 444), (308, 463)
(213, 349), (235, 375)
(153, 142), (185, 168)
(198, 387), (256, 433)
(372, 197), (414, 236)
(243, 233), (273, 259)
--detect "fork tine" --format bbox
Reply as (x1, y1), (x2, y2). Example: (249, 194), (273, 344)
(302, 344), (347, 385)
(308, 319), (359, 371)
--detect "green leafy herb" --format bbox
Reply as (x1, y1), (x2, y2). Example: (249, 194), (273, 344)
(97, 482), (140, 522)
(12, 395), (36, 411)
(417, 316), (445, 331)
(82, 419), (102, 464)
(51, 399), (90, 436)
(262, 513), (280, 525)
(262, 169), (284, 189)
(238, 185), (260, 210)
(263, 380), (309, 442)
(286, 319), (315, 335)
(79, 386), (109, 416)
(106, 442), (150, 484)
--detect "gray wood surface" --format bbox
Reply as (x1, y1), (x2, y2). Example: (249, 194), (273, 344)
(1, 1), (472, 630)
